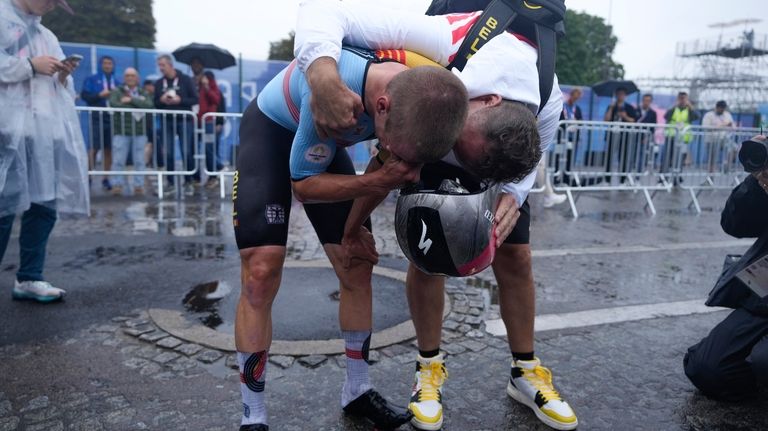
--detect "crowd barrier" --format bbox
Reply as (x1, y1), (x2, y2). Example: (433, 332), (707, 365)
(78, 108), (758, 215)
(548, 120), (757, 217)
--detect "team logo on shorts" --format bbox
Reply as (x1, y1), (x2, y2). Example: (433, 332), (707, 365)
(265, 204), (285, 225)
(305, 143), (331, 163)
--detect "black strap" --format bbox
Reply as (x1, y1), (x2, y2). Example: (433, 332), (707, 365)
(446, 0), (519, 73)
(446, 0), (564, 114)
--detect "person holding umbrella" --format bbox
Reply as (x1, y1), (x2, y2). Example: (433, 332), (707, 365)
(603, 86), (638, 181)
(172, 44), (235, 190)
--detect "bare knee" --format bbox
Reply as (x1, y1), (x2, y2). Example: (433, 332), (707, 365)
(240, 248), (284, 310)
(336, 261), (373, 295)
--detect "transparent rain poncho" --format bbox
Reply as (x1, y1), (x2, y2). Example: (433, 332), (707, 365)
(0, 0), (89, 218)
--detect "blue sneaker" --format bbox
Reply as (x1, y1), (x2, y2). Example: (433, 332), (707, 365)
(12, 280), (65, 303)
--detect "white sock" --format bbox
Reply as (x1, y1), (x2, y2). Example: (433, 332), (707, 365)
(238, 351), (268, 426)
(341, 330), (373, 407)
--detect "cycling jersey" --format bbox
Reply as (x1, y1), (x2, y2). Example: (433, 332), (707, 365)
(257, 48), (376, 180)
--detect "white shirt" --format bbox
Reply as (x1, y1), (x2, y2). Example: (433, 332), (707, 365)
(295, 0), (563, 207)
(702, 110), (735, 128)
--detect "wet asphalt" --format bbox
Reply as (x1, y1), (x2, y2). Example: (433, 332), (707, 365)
(1, 186), (768, 430)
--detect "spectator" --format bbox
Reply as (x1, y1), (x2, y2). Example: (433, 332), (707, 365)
(197, 69), (223, 189)
(702, 100), (737, 172)
(560, 87), (583, 122)
(702, 100), (735, 129)
(603, 87), (637, 181)
(142, 79), (157, 169)
(109, 68), (154, 195)
(556, 87), (583, 186)
(635, 94), (658, 172)
(154, 54), (198, 194)
(190, 57), (205, 82)
(663, 92), (700, 181)
(81, 55), (119, 190)
(637, 94), (657, 125)
(684, 142), (768, 400)
(0, 0), (89, 303)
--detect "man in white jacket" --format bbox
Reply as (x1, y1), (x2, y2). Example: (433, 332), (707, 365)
(0, 0), (89, 303)
(293, 1), (576, 430)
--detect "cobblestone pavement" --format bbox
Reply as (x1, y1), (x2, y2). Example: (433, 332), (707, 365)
(1, 190), (768, 430)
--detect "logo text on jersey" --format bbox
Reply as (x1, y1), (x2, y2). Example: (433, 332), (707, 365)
(305, 143), (331, 164)
(418, 220), (433, 255)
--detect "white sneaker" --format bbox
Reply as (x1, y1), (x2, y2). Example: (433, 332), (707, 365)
(542, 193), (567, 208)
(409, 354), (448, 430)
(507, 357), (577, 430)
(12, 280), (65, 303)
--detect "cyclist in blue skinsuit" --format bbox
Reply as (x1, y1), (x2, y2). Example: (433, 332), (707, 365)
(232, 47), (468, 431)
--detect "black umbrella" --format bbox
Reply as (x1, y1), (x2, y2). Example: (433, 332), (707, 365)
(591, 80), (639, 97)
(172, 43), (236, 70)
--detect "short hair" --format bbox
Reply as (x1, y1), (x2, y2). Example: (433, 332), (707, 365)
(384, 67), (468, 163)
(471, 101), (541, 183)
(678, 91), (688, 97)
(142, 79), (154, 86)
(615, 86), (628, 95)
(570, 87), (582, 97)
(157, 54), (173, 65)
(100, 55), (114, 64)
(716, 100), (727, 108)
(642, 93), (653, 99)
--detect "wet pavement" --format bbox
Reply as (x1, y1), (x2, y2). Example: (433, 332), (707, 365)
(1, 187), (768, 430)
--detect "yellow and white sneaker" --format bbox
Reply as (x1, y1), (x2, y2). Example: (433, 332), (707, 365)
(506, 357), (578, 430)
(408, 353), (448, 430)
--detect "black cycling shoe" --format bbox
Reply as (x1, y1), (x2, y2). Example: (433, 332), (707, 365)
(239, 424), (268, 431)
(343, 389), (413, 429)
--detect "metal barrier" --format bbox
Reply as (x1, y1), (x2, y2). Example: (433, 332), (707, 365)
(673, 125), (757, 213)
(550, 120), (672, 217)
(77, 106), (199, 199)
(201, 112), (242, 198)
(548, 120), (759, 217)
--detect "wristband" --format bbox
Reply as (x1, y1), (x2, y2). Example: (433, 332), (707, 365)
(27, 58), (36, 76)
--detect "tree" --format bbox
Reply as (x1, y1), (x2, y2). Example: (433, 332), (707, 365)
(268, 32), (295, 61)
(43, 0), (155, 48)
(556, 10), (624, 85)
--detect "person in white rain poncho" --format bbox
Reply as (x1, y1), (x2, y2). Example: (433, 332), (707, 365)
(0, 0), (89, 303)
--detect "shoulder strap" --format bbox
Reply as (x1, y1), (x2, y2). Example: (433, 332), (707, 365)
(447, 0), (565, 114)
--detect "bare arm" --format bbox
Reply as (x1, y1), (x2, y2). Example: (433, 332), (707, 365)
(305, 57), (363, 140)
(291, 154), (419, 203)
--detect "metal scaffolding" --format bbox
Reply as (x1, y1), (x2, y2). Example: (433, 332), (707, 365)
(636, 20), (768, 112)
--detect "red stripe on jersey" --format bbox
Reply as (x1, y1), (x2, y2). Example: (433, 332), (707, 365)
(452, 19), (477, 44)
(445, 12), (476, 24)
(282, 61), (300, 124)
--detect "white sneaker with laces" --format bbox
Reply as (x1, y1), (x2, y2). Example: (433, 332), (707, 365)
(507, 357), (577, 430)
(409, 354), (448, 430)
(12, 280), (65, 303)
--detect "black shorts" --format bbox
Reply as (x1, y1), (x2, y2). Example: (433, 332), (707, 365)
(233, 101), (365, 249)
(417, 162), (530, 245)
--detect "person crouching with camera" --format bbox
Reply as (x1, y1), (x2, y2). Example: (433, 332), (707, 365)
(684, 135), (768, 400)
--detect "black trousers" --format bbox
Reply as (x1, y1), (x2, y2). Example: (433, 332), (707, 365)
(684, 307), (768, 400)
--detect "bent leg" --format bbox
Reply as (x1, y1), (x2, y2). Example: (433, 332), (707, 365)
(748, 335), (768, 388)
(232, 100), (295, 427)
(406, 265), (446, 351)
(684, 308), (768, 399)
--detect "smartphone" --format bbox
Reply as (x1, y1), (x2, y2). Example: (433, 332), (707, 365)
(63, 54), (83, 63)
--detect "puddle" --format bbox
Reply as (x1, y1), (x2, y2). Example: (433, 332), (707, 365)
(182, 280), (233, 329)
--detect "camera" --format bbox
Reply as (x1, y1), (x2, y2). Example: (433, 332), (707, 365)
(739, 138), (768, 173)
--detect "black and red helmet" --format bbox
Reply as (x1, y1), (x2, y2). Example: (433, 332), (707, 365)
(395, 180), (501, 277)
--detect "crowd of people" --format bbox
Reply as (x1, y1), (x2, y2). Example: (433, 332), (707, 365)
(80, 53), (227, 196)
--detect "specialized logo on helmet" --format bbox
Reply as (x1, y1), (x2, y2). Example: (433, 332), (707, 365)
(418, 220), (433, 255)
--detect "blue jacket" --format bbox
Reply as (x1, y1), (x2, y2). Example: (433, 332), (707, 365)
(81, 72), (120, 107)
